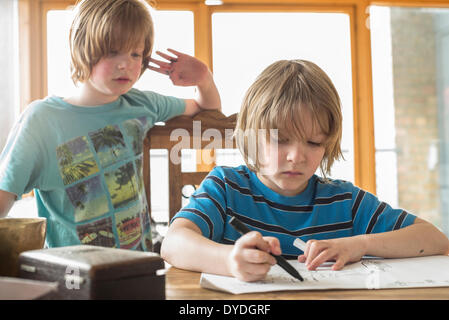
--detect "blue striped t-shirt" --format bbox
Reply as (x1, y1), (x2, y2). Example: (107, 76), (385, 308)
(172, 165), (416, 259)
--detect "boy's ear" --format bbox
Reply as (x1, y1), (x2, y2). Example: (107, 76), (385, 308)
(141, 57), (150, 74)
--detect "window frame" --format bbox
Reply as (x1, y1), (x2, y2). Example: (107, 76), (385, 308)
(17, 0), (449, 194)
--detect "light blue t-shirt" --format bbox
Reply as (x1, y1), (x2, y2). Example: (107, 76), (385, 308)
(173, 165), (416, 259)
(0, 88), (185, 250)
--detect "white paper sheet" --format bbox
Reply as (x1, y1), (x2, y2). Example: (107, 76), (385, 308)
(200, 256), (449, 294)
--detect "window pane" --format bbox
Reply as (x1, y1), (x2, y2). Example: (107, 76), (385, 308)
(371, 6), (449, 235)
(134, 10), (195, 98)
(212, 12), (354, 182)
(47, 10), (74, 97)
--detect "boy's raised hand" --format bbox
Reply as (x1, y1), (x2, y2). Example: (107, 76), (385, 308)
(227, 231), (281, 282)
(148, 49), (210, 87)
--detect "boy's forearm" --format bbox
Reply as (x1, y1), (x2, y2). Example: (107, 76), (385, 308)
(195, 71), (221, 111)
(360, 219), (449, 258)
(161, 226), (232, 276)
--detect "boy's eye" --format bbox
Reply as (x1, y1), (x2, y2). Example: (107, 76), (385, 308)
(132, 52), (142, 58)
(308, 141), (322, 147)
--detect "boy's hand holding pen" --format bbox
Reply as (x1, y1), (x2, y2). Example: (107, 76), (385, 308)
(229, 216), (304, 282)
(226, 217), (284, 282)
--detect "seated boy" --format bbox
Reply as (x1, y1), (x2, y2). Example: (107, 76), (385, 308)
(161, 59), (449, 282)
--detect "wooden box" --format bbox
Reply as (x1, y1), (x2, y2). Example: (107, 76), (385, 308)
(18, 245), (165, 300)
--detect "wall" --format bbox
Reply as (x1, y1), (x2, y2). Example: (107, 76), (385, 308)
(390, 8), (440, 225)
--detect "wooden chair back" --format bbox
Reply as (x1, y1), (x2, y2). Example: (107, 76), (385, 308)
(143, 110), (237, 222)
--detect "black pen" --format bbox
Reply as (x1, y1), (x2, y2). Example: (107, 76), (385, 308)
(229, 216), (304, 281)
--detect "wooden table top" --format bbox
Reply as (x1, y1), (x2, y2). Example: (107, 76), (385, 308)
(165, 266), (449, 300)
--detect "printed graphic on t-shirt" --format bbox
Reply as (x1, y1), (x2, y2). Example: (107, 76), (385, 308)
(76, 216), (116, 247)
(123, 117), (147, 155)
(140, 205), (152, 251)
(65, 175), (109, 222)
(89, 125), (129, 168)
(134, 156), (144, 192)
(115, 204), (142, 249)
(104, 161), (139, 209)
(57, 120), (151, 250)
(56, 136), (99, 185)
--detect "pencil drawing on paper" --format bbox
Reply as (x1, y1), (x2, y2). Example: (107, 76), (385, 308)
(200, 256), (449, 294)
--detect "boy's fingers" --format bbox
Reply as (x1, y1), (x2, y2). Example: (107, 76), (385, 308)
(332, 258), (346, 271)
(155, 50), (177, 62)
(149, 57), (170, 66)
(305, 241), (328, 268)
(304, 241), (320, 266)
(307, 250), (334, 270)
(235, 232), (276, 265)
(147, 65), (164, 73)
(243, 248), (276, 265)
(249, 262), (272, 277)
(166, 48), (183, 57)
(264, 236), (281, 255)
(237, 231), (270, 252)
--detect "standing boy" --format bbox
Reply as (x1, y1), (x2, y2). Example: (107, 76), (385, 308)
(0, 0), (221, 251)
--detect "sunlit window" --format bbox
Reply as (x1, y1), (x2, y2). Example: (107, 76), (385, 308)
(134, 10), (195, 98)
(47, 10), (72, 98)
(0, 0), (20, 151)
(371, 6), (449, 234)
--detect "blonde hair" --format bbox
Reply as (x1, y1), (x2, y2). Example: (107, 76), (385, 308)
(235, 60), (343, 178)
(69, 0), (154, 84)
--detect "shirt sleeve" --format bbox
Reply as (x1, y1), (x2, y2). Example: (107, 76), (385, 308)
(0, 110), (45, 199)
(351, 187), (416, 235)
(140, 90), (186, 122)
(171, 167), (227, 241)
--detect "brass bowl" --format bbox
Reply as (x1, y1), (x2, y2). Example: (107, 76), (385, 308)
(0, 218), (46, 277)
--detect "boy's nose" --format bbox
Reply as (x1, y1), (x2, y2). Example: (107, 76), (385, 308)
(117, 56), (131, 69)
(286, 142), (306, 163)
(117, 61), (127, 69)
